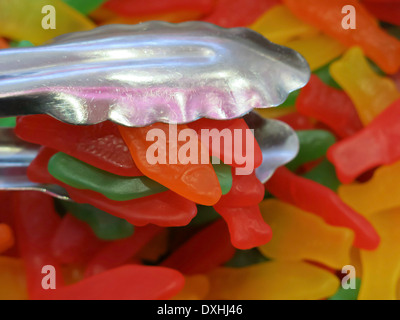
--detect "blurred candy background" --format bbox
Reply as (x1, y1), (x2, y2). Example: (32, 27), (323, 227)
(0, 0), (400, 300)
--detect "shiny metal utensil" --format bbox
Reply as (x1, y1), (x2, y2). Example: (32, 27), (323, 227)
(244, 111), (299, 183)
(0, 22), (310, 127)
(0, 111), (298, 198)
(0, 128), (70, 200)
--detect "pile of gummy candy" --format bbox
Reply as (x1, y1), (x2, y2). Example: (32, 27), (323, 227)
(0, 0), (400, 300)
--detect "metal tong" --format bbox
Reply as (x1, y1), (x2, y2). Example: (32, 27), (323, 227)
(0, 21), (309, 199)
(0, 22), (309, 126)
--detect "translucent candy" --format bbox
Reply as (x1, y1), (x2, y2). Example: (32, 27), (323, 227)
(328, 98), (400, 184)
(359, 208), (400, 300)
(212, 163), (233, 195)
(206, 261), (339, 300)
(277, 112), (314, 130)
(266, 167), (379, 250)
(16, 115), (143, 177)
(0, 257), (28, 300)
(203, 0), (280, 28)
(84, 226), (163, 277)
(329, 278), (361, 300)
(63, 0), (106, 15)
(330, 47), (400, 125)
(302, 159), (341, 191)
(259, 199), (354, 269)
(0, 38), (8, 48)
(98, 10), (203, 25)
(0, 0), (95, 45)
(215, 170), (264, 208)
(296, 75), (362, 138)
(187, 118), (263, 170)
(48, 152), (167, 201)
(28, 146), (198, 227)
(119, 123), (222, 206)
(61, 201), (134, 241)
(101, 0), (214, 24)
(286, 130), (336, 171)
(339, 161), (400, 216)
(0, 117), (16, 127)
(313, 63), (341, 89)
(40, 265), (185, 300)
(161, 219), (235, 274)
(213, 205), (273, 250)
(284, 0), (400, 74)
(51, 214), (105, 265)
(103, 0), (214, 18)
(13, 192), (64, 298)
(286, 34), (346, 71)
(257, 106), (297, 119)
(251, 5), (319, 45)
(0, 223), (14, 254)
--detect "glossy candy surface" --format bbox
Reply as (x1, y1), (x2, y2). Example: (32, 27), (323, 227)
(362, 0), (400, 26)
(286, 34), (346, 71)
(338, 161), (400, 216)
(296, 75), (363, 138)
(0, 0), (95, 45)
(3, 0), (400, 302)
(16, 115), (142, 177)
(277, 112), (314, 131)
(250, 5), (319, 45)
(61, 201), (134, 241)
(187, 118), (263, 170)
(0, 257), (28, 300)
(207, 261), (339, 300)
(329, 278), (361, 300)
(283, 0), (400, 74)
(51, 214), (105, 265)
(328, 99), (400, 183)
(172, 275), (210, 300)
(104, 0), (215, 18)
(63, 0), (107, 15)
(48, 152), (167, 201)
(330, 47), (400, 125)
(358, 208), (400, 300)
(259, 199), (354, 269)
(302, 159), (341, 191)
(161, 219), (235, 274)
(13, 192), (64, 299)
(28, 147), (197, 227)
(286, 130), (336, 171)
(265, 167), (380, 250)
(213, 204), (273, 250)
(84, 225), (163, 277)
(216, 169), (264, 208)
(0, 38), (8, 49)
(41, 265), (185, 300)
(0, 224), (14, 254)
(203, 0), (281, 27)
(119, 123), (222, 206)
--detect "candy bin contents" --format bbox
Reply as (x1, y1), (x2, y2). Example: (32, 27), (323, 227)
(1, 0), (400, 301)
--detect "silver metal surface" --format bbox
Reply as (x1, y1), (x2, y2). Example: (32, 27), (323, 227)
(0, 22), (310, 127)
(244, 111), (299, 183)
(0, 110), (298, 198)
(0, 128), (70, 200)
